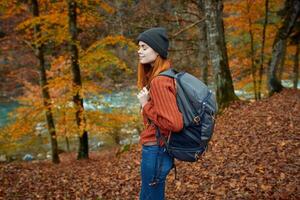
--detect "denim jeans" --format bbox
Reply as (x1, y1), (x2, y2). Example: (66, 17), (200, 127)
(140, 145), (173, 200)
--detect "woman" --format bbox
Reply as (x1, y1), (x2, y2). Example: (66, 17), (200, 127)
(136, 27), (183, 200)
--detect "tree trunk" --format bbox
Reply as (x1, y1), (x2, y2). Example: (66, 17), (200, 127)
(65, 136), (70, 152)
(278, 40), (287, 81)
(268, 0), (300, 95)
(203, 0), (238, 110)
(0, 25), (5, 38)
(199, 34), (209, 85)
(247, 1), (258, 100)
(197, 1), (209, 85)
(258, 0), (269, 99)
(293, 43), (299, 89)
(114, 132), (121, 145)
(31, 0), (60, 164)
(62, 110), (70, 152)
(67, 0), (89, 159)
(198, 23), (208, 85)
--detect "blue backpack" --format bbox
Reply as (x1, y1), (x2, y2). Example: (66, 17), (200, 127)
(156, 68), (218, 162)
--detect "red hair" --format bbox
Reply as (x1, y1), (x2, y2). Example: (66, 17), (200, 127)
(137, 56), (171, 89)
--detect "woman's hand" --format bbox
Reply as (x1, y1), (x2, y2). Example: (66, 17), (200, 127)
(137, 87), (150, 108)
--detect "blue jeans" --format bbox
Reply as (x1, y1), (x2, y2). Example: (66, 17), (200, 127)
(140, 145), (174, 200)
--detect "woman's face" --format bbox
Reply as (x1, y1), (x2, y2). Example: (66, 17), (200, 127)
(138, 41), (158, 64)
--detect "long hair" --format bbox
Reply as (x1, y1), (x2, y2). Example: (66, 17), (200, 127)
(137, 56), (171, 89)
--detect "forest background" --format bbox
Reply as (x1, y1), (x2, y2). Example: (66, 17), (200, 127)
(0, 0), (299, 173)
(0, 0), (299, 162)
(0, 0), (299, 199)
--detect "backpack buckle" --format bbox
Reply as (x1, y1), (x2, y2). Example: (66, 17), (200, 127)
(195, 151), (200, 160)
(193, 116), (201, 125)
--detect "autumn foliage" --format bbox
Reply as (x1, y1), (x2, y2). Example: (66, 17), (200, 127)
(0, 0), (138, 147)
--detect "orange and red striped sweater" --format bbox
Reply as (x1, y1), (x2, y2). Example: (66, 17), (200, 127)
(140, 75), (183, 145)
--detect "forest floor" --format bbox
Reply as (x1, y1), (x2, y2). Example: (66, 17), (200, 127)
(0, 89), (299, 200)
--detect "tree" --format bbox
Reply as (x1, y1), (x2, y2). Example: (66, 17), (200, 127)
(258, 0), (269, 99)
(30, 0), (60, 164)
(278, 41), (287, 81)
(245, 1), (258, 100)
(268, 0), (300, 95)
(203, 0), (237, 110)
(293, 43), (299, 89)
(197, 0), (209, 84)
(224, 0), (285, 99)
(67, 0), (89, 159)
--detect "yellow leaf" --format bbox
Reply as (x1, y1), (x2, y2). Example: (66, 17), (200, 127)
(261, 184), (272, 191)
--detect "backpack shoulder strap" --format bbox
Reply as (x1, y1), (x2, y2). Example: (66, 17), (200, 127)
(159, 68), (177, 78)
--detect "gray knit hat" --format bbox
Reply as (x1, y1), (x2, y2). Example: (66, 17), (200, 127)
(137, 27), (169, 58)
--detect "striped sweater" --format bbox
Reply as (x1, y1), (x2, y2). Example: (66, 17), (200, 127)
(140, 75), (183, 145)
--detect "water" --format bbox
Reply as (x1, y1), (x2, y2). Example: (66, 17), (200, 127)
(83, 89), (139, 112)
(0, 90), (139, 127)
(281, 80), (300, 89)
(0, 101), (19, 127)
(1, 80), (299, 127)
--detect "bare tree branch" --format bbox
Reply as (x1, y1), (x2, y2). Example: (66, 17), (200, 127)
(171, 19), (205, 39)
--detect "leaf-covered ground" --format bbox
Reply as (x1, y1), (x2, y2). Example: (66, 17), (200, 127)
(1, 89), (299, 200)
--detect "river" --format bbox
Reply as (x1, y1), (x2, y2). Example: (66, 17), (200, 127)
(1, 80), (299, 127)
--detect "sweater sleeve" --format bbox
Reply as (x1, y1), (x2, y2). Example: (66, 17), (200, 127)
(142, 76), (183, 132)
